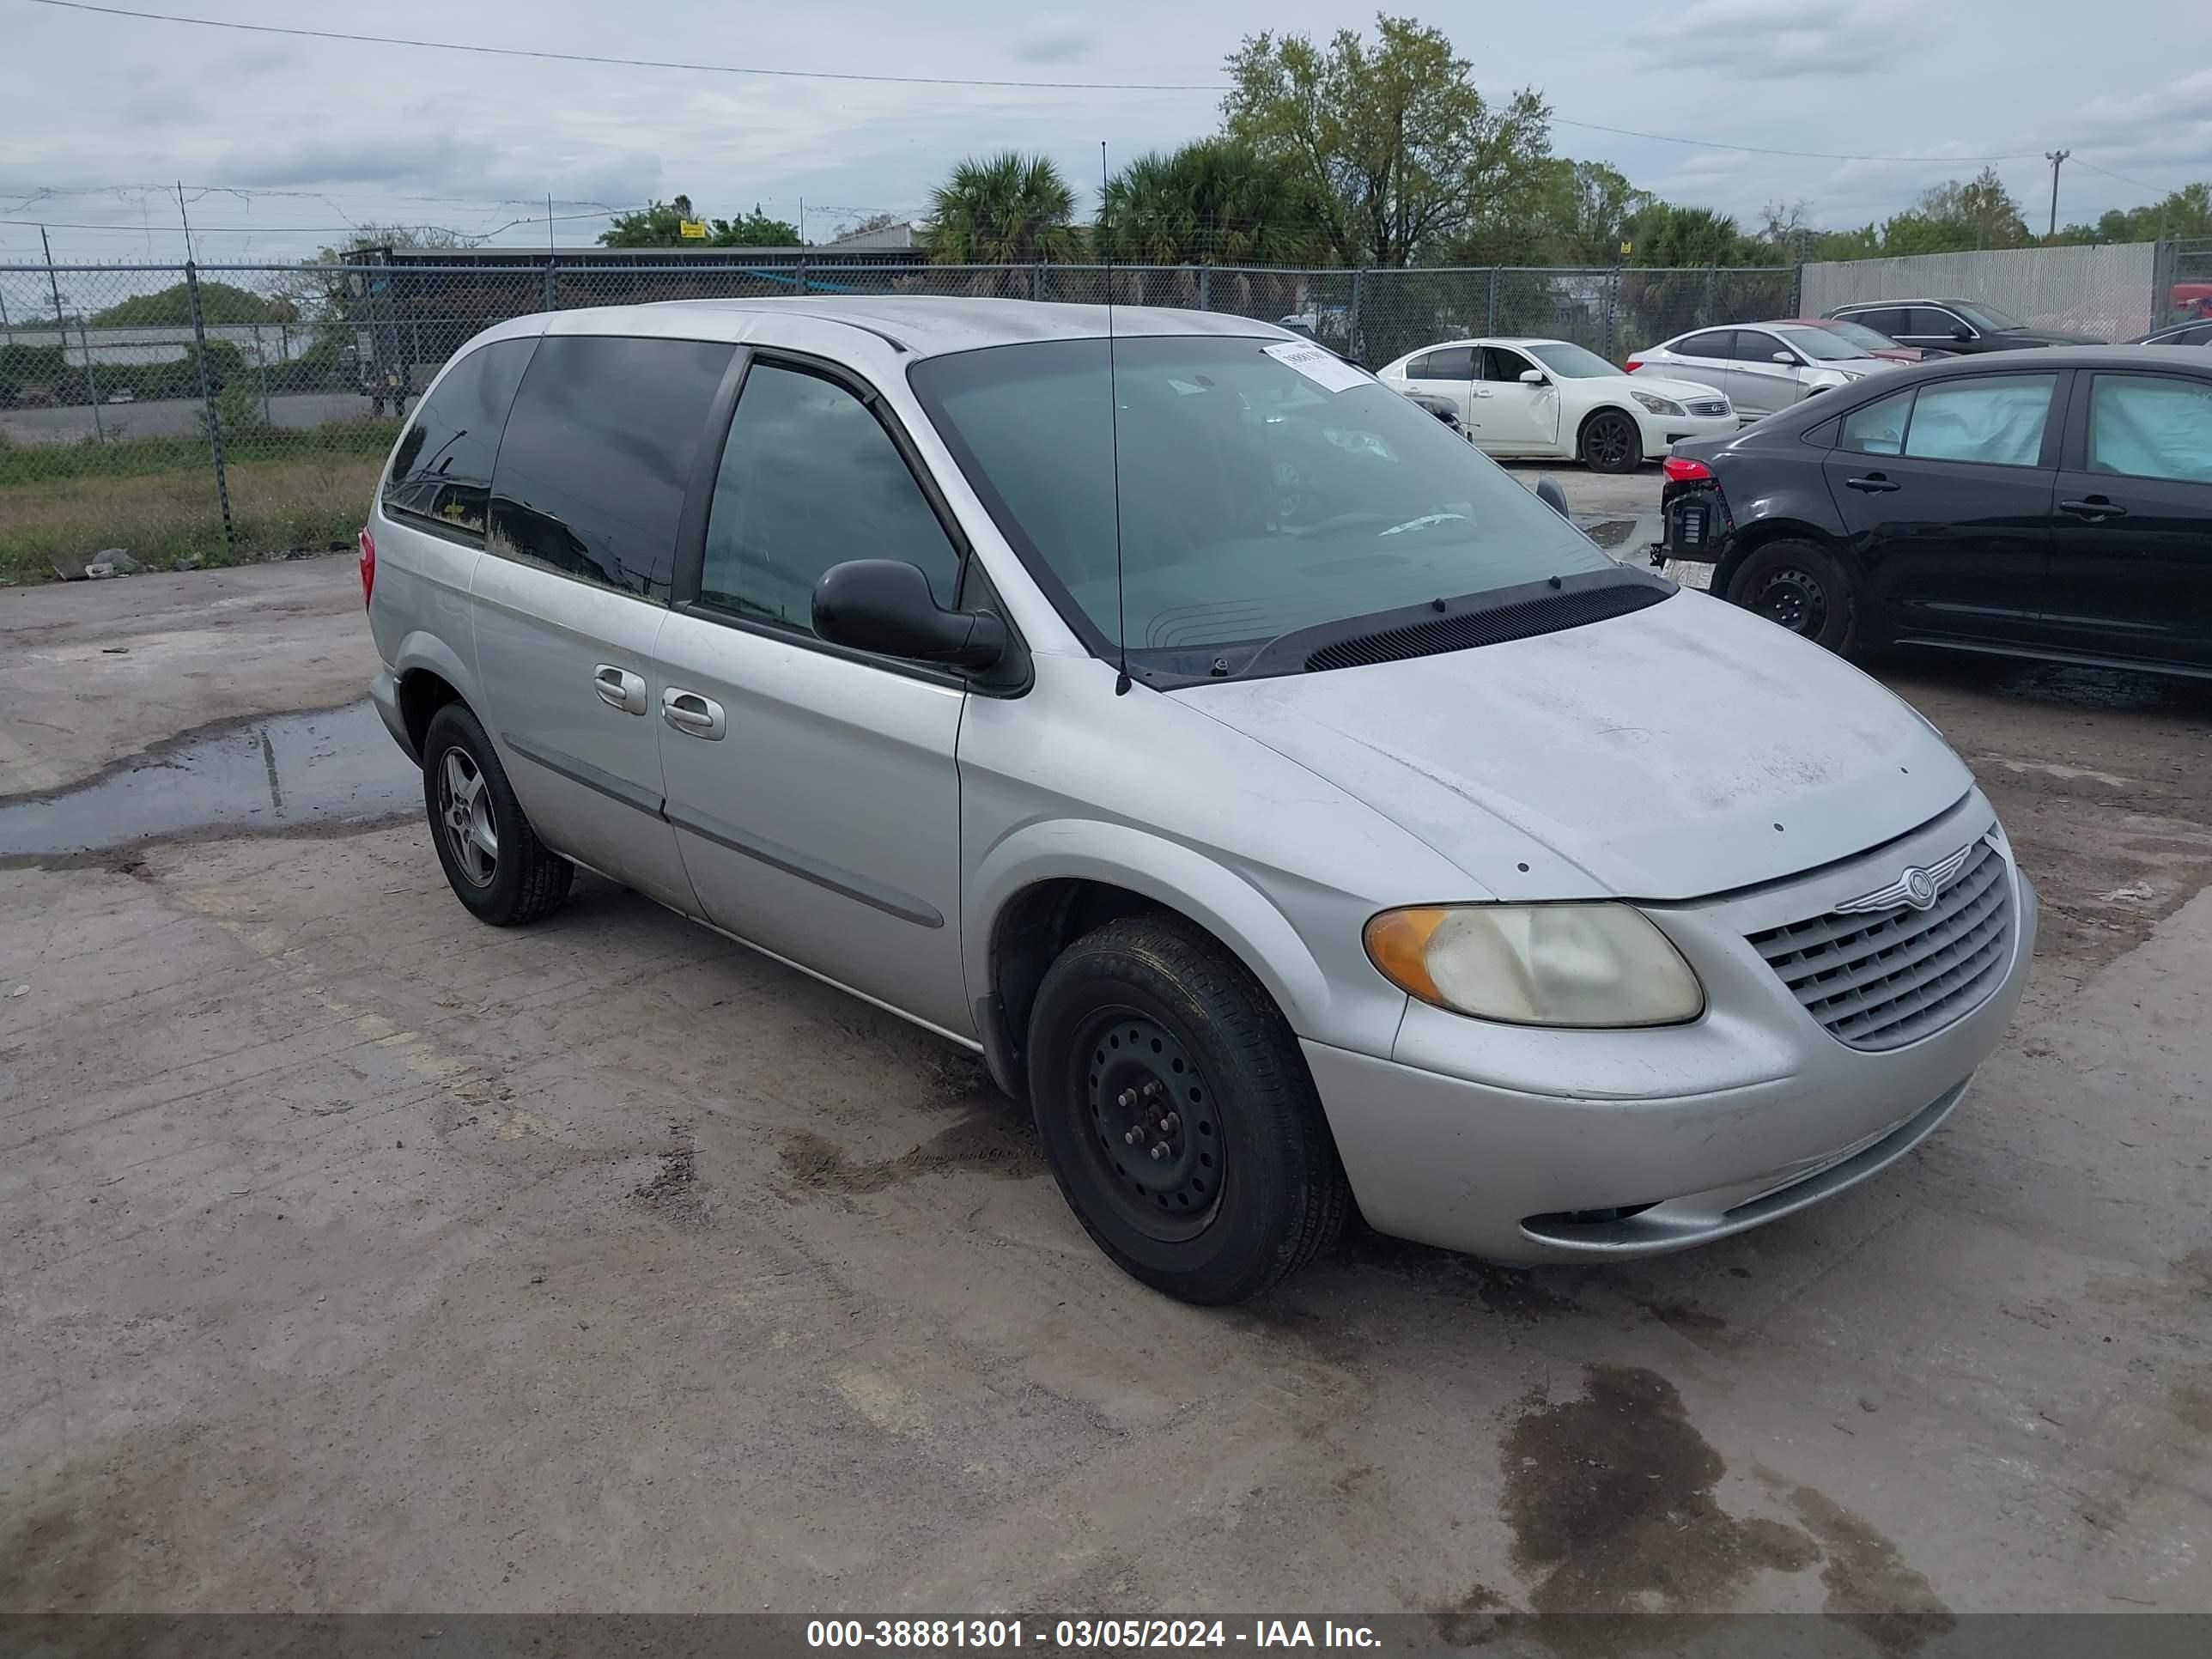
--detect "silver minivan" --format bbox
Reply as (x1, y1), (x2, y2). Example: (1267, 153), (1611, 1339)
(364, 298), (2035, 1305)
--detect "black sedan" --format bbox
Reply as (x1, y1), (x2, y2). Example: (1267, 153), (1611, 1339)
(1654, 347), (2212, 674)
(1826, 298), (2104, 355)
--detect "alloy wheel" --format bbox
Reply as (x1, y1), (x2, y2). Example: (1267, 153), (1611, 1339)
(436, 746), (498, 887)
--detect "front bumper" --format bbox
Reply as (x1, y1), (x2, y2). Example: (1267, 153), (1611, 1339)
(1638, 409), (1736, 453)
(1303, 802), (2037, 1264)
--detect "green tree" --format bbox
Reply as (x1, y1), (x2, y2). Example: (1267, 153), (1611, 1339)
(1477, 158), (1651, 264)
(926, 153), (1081, 264)
(1623, 203), (1765, 267)
(2068, 182), (2212, 243)
(1095, 139), (1323, 265)
(90, 280), (286, 326)
(1222, 14), (1551, 268)
(598, 196), (802, 248)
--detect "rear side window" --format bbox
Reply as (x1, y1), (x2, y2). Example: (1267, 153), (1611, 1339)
(1838, 389), (1911, 455)
(1844, 307), (1905, 336)
(380, 337), (536, 540)
(1902, 374), (2056, 466)
(1410, 347), (1474, 380)
(488, 334), (733, 602)
(1909, 307), (1969, 338)
(2086, 374), (2212, 484)
(1674, 331), (1734, 361)
(699, 362), (962, 633)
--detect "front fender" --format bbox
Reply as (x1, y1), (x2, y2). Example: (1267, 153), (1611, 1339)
(965, 819), (1398, 1054)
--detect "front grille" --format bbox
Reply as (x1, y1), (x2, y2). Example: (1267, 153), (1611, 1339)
(1686, 398), (1729, 417)
(1304, 585), (1668, 672)
(1747, 839), (2014, 1051)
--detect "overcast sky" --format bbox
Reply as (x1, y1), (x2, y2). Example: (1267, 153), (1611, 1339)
(1, 0), (2206, 265)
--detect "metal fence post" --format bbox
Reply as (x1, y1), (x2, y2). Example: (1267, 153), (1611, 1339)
(183, 260), (236, 554)
(252, 321), (271, 423)
(796, 257), (809, 295)
(41, 231), (103, 442)
(1198, 265), (1211, 312)
(1601, 269), (1617, 361)
(1349, 268), (1364, 363)
(1487, 267), (1500, 334)
(543, 263), (557, 312)
(1790, 261), (1805, 317)
(1030, 262), (1043, 302)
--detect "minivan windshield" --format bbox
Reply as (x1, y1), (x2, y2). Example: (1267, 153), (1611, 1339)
(909, 335), (1617, 678)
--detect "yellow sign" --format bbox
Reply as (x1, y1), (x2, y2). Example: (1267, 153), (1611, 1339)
(679, 219), (709, 240)
(1620, 239), (1634, 258)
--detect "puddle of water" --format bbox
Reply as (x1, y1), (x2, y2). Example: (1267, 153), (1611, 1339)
(0, 701), (417, 860)
(1576, 513), (1666, 555)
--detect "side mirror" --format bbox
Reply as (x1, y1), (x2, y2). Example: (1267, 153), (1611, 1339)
(813, 560), (1008, 671)
(1534, 477), (1570, 518)
(1950, 325), (1972, 342)
(1771, 351), (1796, 365)
(1518, 368), (1547, 385)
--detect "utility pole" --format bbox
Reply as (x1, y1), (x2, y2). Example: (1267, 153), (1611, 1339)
(2044, 150), (2070, 239)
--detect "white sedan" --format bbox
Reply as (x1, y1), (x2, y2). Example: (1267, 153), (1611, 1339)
(1374, 337), (1735, 473)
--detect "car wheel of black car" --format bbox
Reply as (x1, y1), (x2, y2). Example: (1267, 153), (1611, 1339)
(1579, 410), (1643, 474)
(1025, 914), (1350, 1306)
(1725, 539), (1861, 655)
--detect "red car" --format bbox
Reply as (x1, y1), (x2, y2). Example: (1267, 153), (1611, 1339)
(1782, 317), (1931, 363)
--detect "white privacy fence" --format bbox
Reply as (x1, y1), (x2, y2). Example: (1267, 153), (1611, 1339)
(1801, 242), (2160, 341)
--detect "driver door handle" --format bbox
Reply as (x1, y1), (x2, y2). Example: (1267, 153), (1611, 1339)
(592, 664), (647, 714)
(2060, 497), (2127, 520)
(1845, 474), (1901, 493)
(661, 687), (726, 740)
(1472, 386), (1494, 398)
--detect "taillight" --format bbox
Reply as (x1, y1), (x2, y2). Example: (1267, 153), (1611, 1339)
(1624, 358), (1645, 374)
(1662, 457), (1713, 483)
(358, 526), (376, 608)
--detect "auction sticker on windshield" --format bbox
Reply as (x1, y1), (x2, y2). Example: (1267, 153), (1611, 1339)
(1262, 340), (1375, 394)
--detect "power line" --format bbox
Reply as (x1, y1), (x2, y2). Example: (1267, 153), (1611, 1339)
(23, 0), (1229, 92)
(2069, 156), (2168, 196)
(1541, 115), (2041, 166)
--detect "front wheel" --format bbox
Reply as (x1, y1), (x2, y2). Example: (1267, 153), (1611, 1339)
(1724, 538), (1863, 655)
(1025, 915), (1350, 1305)
(1579, 409), (1644, 473)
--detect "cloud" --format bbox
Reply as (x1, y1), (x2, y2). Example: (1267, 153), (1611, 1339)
(1629, 0), (1906, 79)
(1010, 25), (1098, 66)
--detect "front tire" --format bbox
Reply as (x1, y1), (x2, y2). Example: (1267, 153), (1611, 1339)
(422, 702), (574, 926)
(1026, 915), (1350, 1305)
(1724, 538), (1863, 655)
(1579, 409), (1644, 473)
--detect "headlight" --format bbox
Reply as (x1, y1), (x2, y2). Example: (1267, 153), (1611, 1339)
(1631, 390), (1685, 417)
(1364, 903), (1705, 1027)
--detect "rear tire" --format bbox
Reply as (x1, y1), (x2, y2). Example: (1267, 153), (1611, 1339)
(1724, 538), (1862, 655)
(1025, 915), (1349, 1305)
(1579, 409), (1644, 473)
(422, 702), (573, 927)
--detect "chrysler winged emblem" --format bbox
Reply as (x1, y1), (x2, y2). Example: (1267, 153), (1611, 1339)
(1835, 841), (1975, 916)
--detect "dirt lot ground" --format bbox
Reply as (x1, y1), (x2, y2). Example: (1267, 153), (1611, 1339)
(3, 484), (2209, 1622)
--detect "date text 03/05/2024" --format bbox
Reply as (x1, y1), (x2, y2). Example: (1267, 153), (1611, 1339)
(805, 1620), (1383, 1650)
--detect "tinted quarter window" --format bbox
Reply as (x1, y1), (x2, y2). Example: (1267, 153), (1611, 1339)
(1838, 388), (1912, 455)
(2087, 374), (2212, 484)
(1901, 374), (2057, 466)
(1849, 307), (1907, 336)
(1674, 331), (1735, 361)
(700, 362), (962, 634)
(380, 337), (535, 539)
(488, 334), (732, 601)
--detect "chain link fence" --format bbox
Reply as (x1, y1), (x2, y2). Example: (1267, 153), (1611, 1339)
(6, 255), (1808, 581)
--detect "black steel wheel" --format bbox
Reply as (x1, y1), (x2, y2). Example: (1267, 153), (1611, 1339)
(1026, 913), (1350, 1305)
(1723, 538), (1862, 655)
(1579, 409), (1644, 473)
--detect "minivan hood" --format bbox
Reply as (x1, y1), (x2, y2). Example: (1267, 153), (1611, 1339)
(1173, 590), (1972, 902)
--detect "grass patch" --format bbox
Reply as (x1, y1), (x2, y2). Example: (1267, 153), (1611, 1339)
(0, 453), (384, 583)
(0, 422), (398, 583)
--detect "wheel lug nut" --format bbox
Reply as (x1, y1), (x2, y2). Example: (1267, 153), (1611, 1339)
(1124, 1126), (1144, 1146)
(1159, 1113), (1180, 1136)
(1141, 1079), (1164, 1099)
(1149, 1142), (1170, 1161)
(1117, 1089), (1138, 1109)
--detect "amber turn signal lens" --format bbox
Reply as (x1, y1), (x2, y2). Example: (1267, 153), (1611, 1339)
(1363, 907), (1449, 1004)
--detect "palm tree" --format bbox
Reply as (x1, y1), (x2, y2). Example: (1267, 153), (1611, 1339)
(1096, 140), (1325, 267)
(927, 153), (1081, 266)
